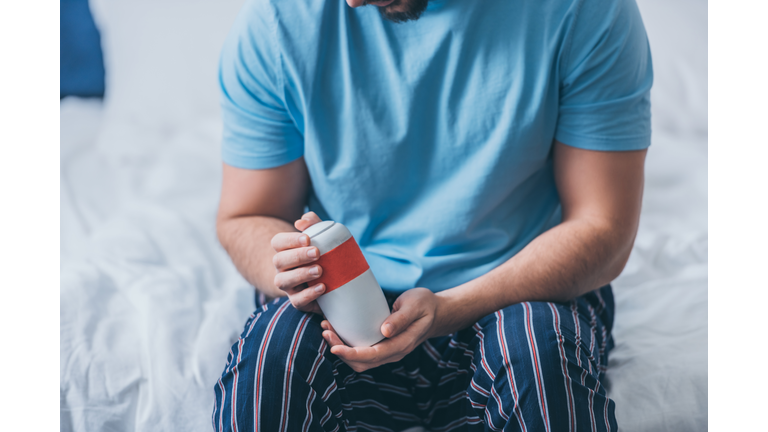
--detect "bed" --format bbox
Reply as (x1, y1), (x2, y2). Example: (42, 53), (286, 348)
(60, 0), (708, 430)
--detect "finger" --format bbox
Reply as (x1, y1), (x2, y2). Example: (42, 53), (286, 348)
(321, 319), (335, 333)
(322, 328), (346, 348)
(290, 283), (326, 310)
(273, 265), (323, 291)
(306, 302), (324, 315)
(321, 321), (405, 366)
(271, 232), (310, 252)
(336, 327), (417, 364)
(321, 319), (386, 361)
(391, 294), (404, 312)
(381, 303), (420, 339)
(272, 246), (320, 271)
(294, 212), (323, 231)
(330, 344), (380, 363)
(320, 320), (345, 346)
(295, 300), (323, 315)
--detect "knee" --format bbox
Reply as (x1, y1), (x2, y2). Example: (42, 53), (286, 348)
(506, 301), (569, 372)
(480, 302), (556, 354)
(480, 302), (566, 387)
(483, 302), (592, 426)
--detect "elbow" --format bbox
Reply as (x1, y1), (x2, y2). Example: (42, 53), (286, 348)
(216, 204), (245, 251)
(216, 214), (233, 251)
(602, 238), (636, 284)
(604, 259), (627, 284)
(590, 217), (639, 287)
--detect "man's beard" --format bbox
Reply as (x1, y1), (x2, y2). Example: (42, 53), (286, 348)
(374, 0), (430, 23)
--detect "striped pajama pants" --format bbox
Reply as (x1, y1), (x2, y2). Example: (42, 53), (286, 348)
(213, 285), (616, 432)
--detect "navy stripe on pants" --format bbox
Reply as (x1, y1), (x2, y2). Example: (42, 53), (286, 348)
(214, 285), (616, 431)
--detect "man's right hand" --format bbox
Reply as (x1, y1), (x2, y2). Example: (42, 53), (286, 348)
(270, 212), (326, 314)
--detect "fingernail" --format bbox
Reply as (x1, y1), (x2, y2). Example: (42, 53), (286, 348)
(314, 284), (325, 294)
(310, 266), (320, 276)
(300, 235), (309, 246)
(307, 248), (318, 258)
(383, 323), (392, 336)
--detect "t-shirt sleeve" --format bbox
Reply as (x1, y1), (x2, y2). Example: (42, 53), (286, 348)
(218, 1), (304, 169)
(555, 0), (653, 151)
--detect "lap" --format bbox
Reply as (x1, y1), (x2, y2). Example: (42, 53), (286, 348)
(429, 285), (617, 431)
(214, 287), (617, 432)
(473, 285), (614, 386)
(214, 297), (428, 431)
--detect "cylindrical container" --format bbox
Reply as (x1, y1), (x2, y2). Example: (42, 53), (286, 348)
(303, 220), (390, 347)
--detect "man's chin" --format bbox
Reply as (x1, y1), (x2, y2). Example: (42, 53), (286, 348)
(378, 0), (430, 23)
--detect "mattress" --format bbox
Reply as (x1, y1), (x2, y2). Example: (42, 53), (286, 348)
(60, 0), (707, 430)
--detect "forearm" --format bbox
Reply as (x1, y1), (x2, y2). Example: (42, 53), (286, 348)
(217, 215), (296, 298)
(434, 217), (634, 336)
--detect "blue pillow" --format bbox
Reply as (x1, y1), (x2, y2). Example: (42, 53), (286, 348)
(60, 0), (105, 97)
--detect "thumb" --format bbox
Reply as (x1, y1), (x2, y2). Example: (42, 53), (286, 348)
(381, 305), (417, 339)
(295, 212), (323, 231)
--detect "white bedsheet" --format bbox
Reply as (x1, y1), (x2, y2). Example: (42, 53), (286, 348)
(607, 131), (708, 431)
(59, 113), (708, 432)
(61, 98), (255, 431)
(60, 1), (708, 430)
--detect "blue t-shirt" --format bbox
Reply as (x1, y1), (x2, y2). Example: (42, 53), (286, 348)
(219, 0), (653, 293)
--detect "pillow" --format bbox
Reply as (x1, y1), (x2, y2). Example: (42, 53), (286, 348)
(636, 0), (708, 136)
(88, 0), (245, 141)
(61, 0), (105, 97)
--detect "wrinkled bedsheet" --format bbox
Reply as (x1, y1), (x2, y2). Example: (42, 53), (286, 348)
(59, 103), (707, 432)
(61, 99), (255, 431)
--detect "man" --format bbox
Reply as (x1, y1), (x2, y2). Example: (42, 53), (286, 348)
(213, 0), (651, 430)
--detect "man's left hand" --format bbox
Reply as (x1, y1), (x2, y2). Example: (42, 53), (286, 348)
(321, 288), (443, 372)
